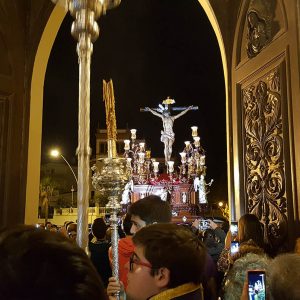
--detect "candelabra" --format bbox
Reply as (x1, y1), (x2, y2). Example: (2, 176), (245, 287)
(179, 126), (206, 181)
(123, 129), (153, 184)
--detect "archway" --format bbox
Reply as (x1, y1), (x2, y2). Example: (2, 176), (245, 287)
(25, 1), (229, 224)
(25, 4), (67, 224)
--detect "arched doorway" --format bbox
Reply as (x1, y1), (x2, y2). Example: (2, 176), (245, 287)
(25, 1), (229, 224)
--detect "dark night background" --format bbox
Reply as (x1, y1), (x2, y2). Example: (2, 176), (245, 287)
(42, 0), (227, 202)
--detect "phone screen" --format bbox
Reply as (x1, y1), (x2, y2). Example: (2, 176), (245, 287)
(230, 241), (239, 255)
(230, 221), (238, 236)
(248, 270), (266, 300)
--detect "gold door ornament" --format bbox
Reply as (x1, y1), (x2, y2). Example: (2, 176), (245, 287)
(242, 67), (288, 248)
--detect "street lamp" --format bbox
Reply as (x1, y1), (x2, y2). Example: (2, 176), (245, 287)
(50, 149), (78, 184)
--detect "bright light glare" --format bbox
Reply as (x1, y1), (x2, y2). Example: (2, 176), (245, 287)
(218, 201), (224, 207)
(50, 149), (60, 158)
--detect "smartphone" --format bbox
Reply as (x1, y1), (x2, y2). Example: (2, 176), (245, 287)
(247, 270), (266, 300)
(230, 241), (239, 255)
(230, 221), (238, 236)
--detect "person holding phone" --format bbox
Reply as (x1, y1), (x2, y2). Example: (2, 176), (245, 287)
(224, 253), (270, 300)
(202, 219), (226, 263)
(217, 214), (265, 273)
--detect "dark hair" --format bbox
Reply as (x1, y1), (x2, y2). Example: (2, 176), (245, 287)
(203, 228), (216, 240)
(238, 214), (264, 248)
(133, 223), (206, 288)
(92, 218), (108, 240)
(66, 222), (77, 233)
(128, 195), (172, 225)
(221, 220), (229, 233)
(122, 213), (132, 236)
(0, 225), (107, 300)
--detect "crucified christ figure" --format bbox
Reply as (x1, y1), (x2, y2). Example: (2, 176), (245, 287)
(144, 105), (194, 163)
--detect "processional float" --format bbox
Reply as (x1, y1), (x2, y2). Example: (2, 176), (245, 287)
(125, 97), (213, 211)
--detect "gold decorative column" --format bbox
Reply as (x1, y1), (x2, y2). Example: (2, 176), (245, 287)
(103, 79), (117, 158)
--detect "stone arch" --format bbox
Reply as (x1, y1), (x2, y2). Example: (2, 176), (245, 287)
(25, 4), (67, 223)
(25, 1), (228, 224)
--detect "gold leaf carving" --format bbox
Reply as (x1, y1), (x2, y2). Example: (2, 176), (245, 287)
(242, 68), (287, 248)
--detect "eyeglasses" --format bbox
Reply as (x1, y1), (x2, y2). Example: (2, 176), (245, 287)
(129, 254), (152, 272)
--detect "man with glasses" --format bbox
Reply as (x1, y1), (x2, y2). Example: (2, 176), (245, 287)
(107, 223), (206, 300)
(109, 195), (172, 290)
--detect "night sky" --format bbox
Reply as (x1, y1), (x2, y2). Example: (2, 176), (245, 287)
(42, 0), (227, 202)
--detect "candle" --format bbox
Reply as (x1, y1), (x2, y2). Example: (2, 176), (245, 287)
(124, 139), (130, 150)
(130, 129), (137, 140)
(153, 161), (159, 173)
(179, 152), (187, 163)
(191, 126), (198, 137)
(200, 155), (205, 166)
(184, 141), (191, 151)
(167, 161), (174, 173)
(138, 152), (145, 163)
(139, 142), (145, 151)
(193, 136), (200, 147)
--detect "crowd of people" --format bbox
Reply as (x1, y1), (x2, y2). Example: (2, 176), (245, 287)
(0, 194), (299, 300)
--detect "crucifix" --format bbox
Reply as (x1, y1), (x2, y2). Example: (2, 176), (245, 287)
(140, 97), (198, 164)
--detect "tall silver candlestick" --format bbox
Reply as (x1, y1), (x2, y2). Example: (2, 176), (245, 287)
(92, 158), (131, 298)
(52, 0), (121, 252)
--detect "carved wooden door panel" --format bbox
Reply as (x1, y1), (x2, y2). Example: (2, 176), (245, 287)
(231, 0), (300, 250)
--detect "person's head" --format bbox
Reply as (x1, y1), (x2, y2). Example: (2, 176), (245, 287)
(238, 214), (264, 248)
(122, 213), (133, 236)
(91, 217), (107, 240)
(229, 239), (265, 265)
(0, 225), (107, 300)
(221, 220), (229, 233)
(66, 223), (77, 241)
(45, 221), (52, 230)
(203, 228), (216, 247)
(269, 253), (300, 300)
(128, 195), (172, 234)
(126, 223), (206, 300)
(162, 110), (170, 117)
(105, 227), (112, 241)
(223, 253), (270, 300)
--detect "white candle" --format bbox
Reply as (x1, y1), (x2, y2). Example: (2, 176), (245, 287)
(184, 141), (191, 151)
(179, 152), (187, 163)
(153, 161), (159, 173)
(200, 155), (205, 166)
(193, 136), (200, 147)
(138, 152), (145, 163)
(139, 142), (145, 151)
(191, 126), (198, 137)
(167, 161), (174, 173)
(124, 139), (130, 150)
(130, 129), (137, 140)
